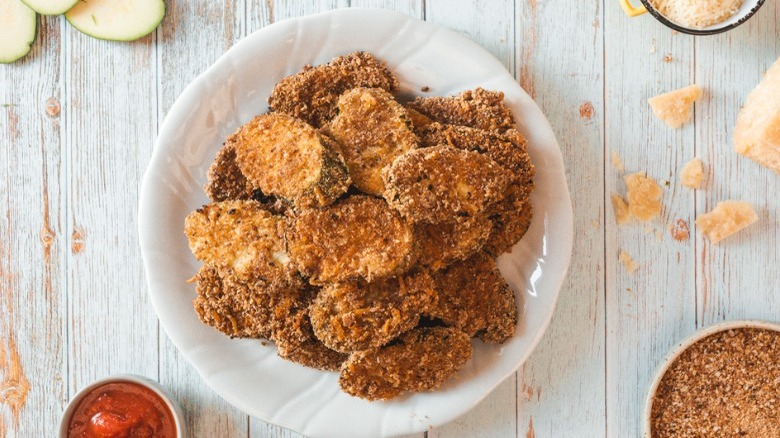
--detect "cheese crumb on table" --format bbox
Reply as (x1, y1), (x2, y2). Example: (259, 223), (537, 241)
(696, 201), (758, 244)
(680, 157), (704, 189)
(611, 194), (630, 225)
(611, 150), (625, 173)
(625, 173), (663, 221)
(734, 56), (780, 174)
(648, 84), (702, 128)
(619, 250), (638, 273)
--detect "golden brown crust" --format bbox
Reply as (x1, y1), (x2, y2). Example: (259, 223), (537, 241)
(414, 216), (492, 270)
(404, 106), (434, 129)
(271, 287), (348, 371)
(324, 87), (419, 195)
(205, 143), (254, 202)
(426, 253), (517, 343)
(483, 186), (534, 256)
(309, 271), (436, 353)
(193, 265), (275, 339)
(184, 200), (296, 284)
(288, 196), (416, 284)
(268, 52), (399, 128)
(339, 327), (472, 400)
(407, 88), (516, 133)
(383, 145), (513, 224)
(230, 113), (351, 209)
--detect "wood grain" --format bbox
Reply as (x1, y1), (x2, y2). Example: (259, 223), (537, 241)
(1, 1), (780, 437)
(604, 2), (698, 437)
(156, 1), (250, 436)
(64, 13), (159, 413)
(0, 15), (65, 437)
(514, 1), (606, 437)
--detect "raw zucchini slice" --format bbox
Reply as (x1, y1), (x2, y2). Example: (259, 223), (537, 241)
(20, 0), (77, 15)
(0, 0), (36, 64)
(65, 0), (164, 42)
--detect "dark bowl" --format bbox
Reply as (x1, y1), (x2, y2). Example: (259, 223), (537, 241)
(640, 0), (767, 35)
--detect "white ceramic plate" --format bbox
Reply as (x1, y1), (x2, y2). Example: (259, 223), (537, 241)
(139, 8), (573, 438)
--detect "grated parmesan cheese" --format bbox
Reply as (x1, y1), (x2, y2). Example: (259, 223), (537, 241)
(696, 201), (758, 244)
(649, 0), (744, 29)
(648, 85), (702, 128)
(734, 57), (780, 174)
(680, 157), (704, 189)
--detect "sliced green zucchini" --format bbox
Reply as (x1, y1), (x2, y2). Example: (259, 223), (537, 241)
(20, 0), (77, 15)
(65, 0), (164, 42)
(0, 0), (36, 64)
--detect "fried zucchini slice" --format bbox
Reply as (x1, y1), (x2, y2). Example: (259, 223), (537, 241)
(383, 145), (512, 224)
(407, 88), (516, 133)
(426, 253), (517, 344)
(288, 195), (416, 284)
(325, 87), (419, 196)
(269, 51), (399, 128)
(484, 186), (534, 256)
(339, 327), (472, 400)
(204, 143), (254, 202)
(271, 286), (348, 371)
(184, 200), (295, 284)
(309, 271), (435, 353)
(230, 113), (351, 208)
(414, 216), (492, 270)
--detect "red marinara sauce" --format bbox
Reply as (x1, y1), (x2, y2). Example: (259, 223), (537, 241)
(66, 381), (177, 438)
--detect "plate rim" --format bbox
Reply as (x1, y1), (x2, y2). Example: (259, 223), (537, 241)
(139, 7), (574, 437)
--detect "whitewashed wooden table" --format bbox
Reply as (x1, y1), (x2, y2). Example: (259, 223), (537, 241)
(1, 0), (778, 436)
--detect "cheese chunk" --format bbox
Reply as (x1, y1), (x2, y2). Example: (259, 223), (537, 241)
(648, 85), (703, 128)
(619, 250), (638, 273)
(680, 157), (704, 189)
(696, 201), (758, 244)
(611, 194), (630, 225)
(735, 57), (780, 173)
(625, 173), (663, 221)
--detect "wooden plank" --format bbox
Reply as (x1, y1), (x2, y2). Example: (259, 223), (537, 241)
(155, 1), (250, 436)
(0, 15), (66, 437)
(694, 2), (780, 327)
(513, 0), (606, 437)
(64, 17), (159, 402)
(423, 1), (516, 437)
(604, 4), (698, 437)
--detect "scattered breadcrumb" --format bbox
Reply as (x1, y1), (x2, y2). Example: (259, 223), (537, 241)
(696, 201), (758, 244)
(663, 53), (673, 63)
(680, 157), (704, 189)
(611, 194), (630, 225)
(619, 250), (639, 273)
(669, 218), (690, 241)
(611, 150), (625, 173)
(625, 173), (663, 221)
(648, 84), (702, 128)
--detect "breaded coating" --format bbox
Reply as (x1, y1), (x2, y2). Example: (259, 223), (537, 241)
(426, 253), (517, 343)
(383, 145), (513, 224)
(309, 271), (436, 353)
(184, 200), (295, 284)
(269, 52), (399, 128)
(325, 88), (419, 195)
(205, 143), (253, 202)
(339, 327), (472, 400)
(404, 106), (433, 129)
(288, 195), (416, 284)
(414, 216), (492, 270)
(407, 88), (516, 133)
(416, 123), (534, 184)
(230, 113), (351, 208)
(193, 266), (274, 339)
(272, 287), (348, 371)
(483, 186), (534, 256)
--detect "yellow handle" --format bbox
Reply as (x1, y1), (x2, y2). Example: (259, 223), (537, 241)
(619, 0), (648, 17)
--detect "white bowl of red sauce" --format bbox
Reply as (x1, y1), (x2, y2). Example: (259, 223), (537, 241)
(60, 374), (185, 438)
